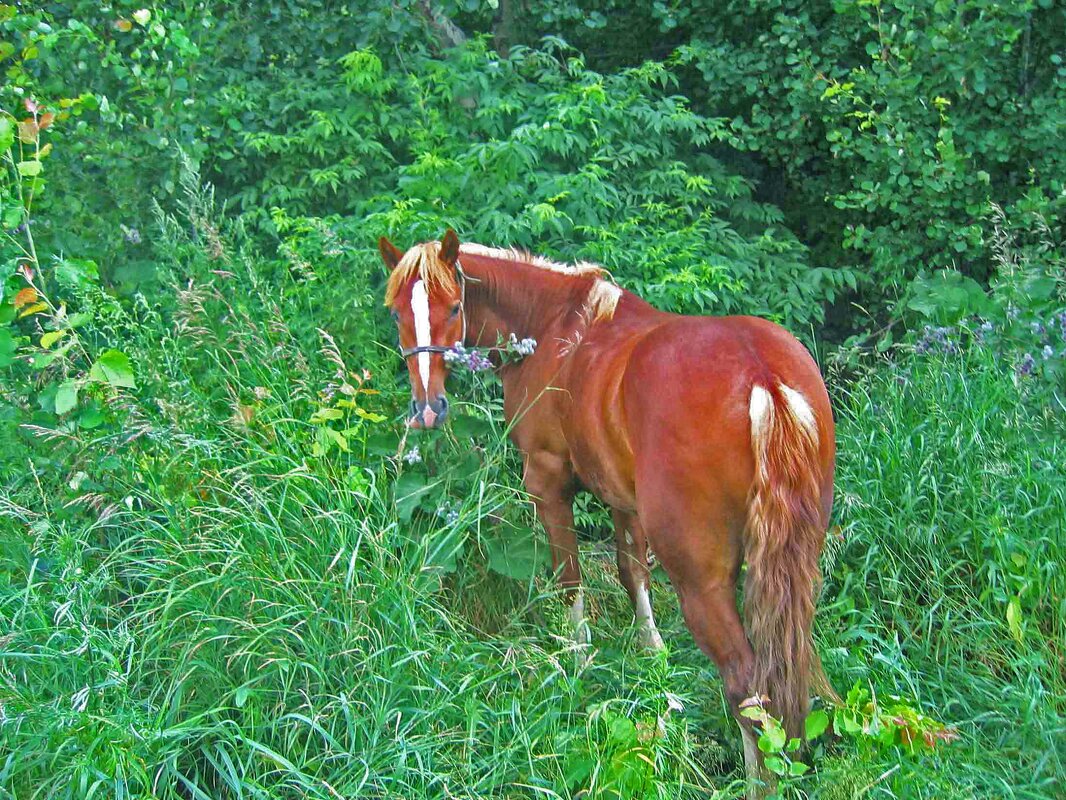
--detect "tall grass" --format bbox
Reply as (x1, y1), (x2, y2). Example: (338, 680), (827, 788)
(1, 189), (1063, 798)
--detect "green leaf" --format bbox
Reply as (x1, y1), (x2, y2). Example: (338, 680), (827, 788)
(40, 329), (67, 349)
(1006, 596), (1023, 643)
(564, 755), (594, 790)
(324, 426), (349, 453)
(79, 402), (105, 429)
(33, 340), (74, 370)
(365, 430), (401, 456)
(764, 756), (786, 776)
(55, 380), (78, 415)
(608, 715), (638, 745)
(89, 349), (136, 389)
(56, 258), (99, 289)
(485, 524), (548, 580)
(759, 719), (787, 752)
(309, 407), (344, 423)
(424, 526), (465, 573)
(450, 414), (493, 439)
(0, 328), (16, 367)
(805, 709), (830, 740)
(16, 160), (42, 177)
(354, 407), (387, 423)
(2, 203), (22, 230)
(789, 761), (810, 776)
(394, 471), (433, 522)
(0, 116), (13, 152)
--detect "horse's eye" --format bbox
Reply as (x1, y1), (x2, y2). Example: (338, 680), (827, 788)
(449, 303), (461, 318)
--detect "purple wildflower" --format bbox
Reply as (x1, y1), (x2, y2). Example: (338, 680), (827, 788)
(1016, 353), (1036, 377)
(915, 324), (958, 355)
(121, 224), (142, 244)
(444, 342), (493, 372)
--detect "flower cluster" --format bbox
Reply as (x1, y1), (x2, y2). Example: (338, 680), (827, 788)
(1014, 311), (1065, 378)
(506, 333), (538, 357)
(121, 224), (142, 245)
(443, 342), (493, 371)
(436, 505), (460, 525)
(915, 325), (960, 355)
(1016, 352), (1037, 377)
(403, 446), (422, 465)
(974, 320), (995, 343)
(912, 311), (1065, 383)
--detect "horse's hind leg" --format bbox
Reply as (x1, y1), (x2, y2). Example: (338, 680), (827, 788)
(611, 510), (664, 650)
(638, 496), (767, 790)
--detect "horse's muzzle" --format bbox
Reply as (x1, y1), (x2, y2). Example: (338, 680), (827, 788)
(409, 396), (449, 429)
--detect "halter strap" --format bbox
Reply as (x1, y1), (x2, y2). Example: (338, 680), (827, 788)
(399, 260), (469, 359)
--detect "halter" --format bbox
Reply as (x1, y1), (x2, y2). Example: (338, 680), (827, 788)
(399, 260), (470, 359)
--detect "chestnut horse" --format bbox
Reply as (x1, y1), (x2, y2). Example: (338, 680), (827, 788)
(380, 230), (836, 780)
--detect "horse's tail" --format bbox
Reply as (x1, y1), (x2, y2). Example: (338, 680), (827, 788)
(744, 382), (832, 739)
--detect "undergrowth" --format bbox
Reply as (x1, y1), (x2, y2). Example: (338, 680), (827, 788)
(1, 169), (1063, 799)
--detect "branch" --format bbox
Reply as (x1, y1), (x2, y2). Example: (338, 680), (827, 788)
(417, 0), (467, 49)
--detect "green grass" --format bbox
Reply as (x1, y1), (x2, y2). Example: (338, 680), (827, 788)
(1, 216), (1063, 798)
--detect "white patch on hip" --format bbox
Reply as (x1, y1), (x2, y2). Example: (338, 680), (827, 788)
(749, 385), (773, 434)
(410, 279), (432, 393)
(635, 584), (664, 650)
(779, 383), (817, 438)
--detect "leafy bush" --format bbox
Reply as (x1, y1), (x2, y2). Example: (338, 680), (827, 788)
(501, 0), (1065, 319)
(899, 203), (1065, 401)
(674, 0), (1064, 308)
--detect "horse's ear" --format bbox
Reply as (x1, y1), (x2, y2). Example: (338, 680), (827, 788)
(379, 236), (403, 272)
(440, 228), (460, 265)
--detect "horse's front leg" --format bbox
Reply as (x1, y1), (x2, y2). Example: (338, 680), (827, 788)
(522, 450), (587, 645)
(612, 510), (665, 651)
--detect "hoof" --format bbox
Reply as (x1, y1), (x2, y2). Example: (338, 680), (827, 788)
(640, 626), (665, 652)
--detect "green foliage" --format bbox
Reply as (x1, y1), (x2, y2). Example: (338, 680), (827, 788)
(503, 0), (1066, 316)
(896, 203), (1065, 399)
(0, 96), (135, 441)
(669, 0), (1065, 306)
(0, 180), (723, 799)
(819, 346), (1065, 796)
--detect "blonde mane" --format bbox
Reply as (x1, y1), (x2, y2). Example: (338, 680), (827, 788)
(384, 240), (621, 322)
(384, 241), (459, 306)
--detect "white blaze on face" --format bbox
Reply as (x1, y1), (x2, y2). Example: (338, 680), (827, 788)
(410, 280), (432, 394)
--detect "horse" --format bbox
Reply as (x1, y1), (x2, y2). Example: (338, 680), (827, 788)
(380, 229), (837, 784)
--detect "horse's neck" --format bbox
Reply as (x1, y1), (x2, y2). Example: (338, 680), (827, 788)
(462, 257), (589, 348)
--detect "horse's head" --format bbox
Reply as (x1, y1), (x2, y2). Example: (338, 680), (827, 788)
(380, 229), (465, 429)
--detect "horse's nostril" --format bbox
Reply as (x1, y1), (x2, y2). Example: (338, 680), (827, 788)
(439, 397), (448, 411)
(409, 399), (419, 417)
